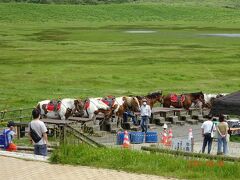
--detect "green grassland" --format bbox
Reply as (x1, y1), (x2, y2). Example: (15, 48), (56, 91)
(0, 2), (240, 109)
(51, 144), (240, 179)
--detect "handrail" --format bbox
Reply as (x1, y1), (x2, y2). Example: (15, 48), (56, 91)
(65, 124), (105, 148)
(0, 107), (33, 122)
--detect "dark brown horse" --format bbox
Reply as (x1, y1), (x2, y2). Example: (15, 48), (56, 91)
(162, 91), (205, 110)
(136, 91), (162, 109)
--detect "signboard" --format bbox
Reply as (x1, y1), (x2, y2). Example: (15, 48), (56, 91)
(172, 138), (193, 152)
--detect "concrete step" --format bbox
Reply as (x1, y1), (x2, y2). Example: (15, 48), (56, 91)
(122, 122), (131, 130)
(192, 114), (203, 120)
(159, 121), (172, 127)
(83, 124), (100, 133)
(174, 120), (186, 126)
(180, 115), (191, 121)
(148, 123), (157, 130)
(130, 125), (141, 131)
(153, 117), (165, 125)
(198, 118), (207, 123)
(186, 119), (198, 125)
(110, 128), (119, 134)
(174, 110), (188, 116)
(167, 116), (178, 123)
(202, 108), (210, 117)
(188, 108), (201, 116)
(93, 130), (107, 137)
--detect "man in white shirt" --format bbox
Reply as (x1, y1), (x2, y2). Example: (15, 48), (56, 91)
(201, 115), (216, 154)
(29, 109), (48, 156)
(140, 99), (151, 133)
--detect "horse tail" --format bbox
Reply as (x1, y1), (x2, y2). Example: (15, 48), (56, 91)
(35, 104), (41, 116)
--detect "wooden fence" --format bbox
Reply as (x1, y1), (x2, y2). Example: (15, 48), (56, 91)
(0, 108), (33, 122)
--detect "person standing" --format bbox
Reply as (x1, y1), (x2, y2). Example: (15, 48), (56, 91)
(29, 108), (48, 156)
(201, 115), (216, 154)
(140, 99), (151, 133)
(217, 115), (229, 155)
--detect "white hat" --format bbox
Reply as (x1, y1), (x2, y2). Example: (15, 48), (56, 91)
(163, 123), (168, 129)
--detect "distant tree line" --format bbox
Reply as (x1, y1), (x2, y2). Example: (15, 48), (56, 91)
(0, 0), (137, 5)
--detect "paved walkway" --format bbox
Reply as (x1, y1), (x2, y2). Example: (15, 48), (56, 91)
(0, 154), (175, 180)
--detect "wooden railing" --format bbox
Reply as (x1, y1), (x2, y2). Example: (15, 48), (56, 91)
(0, 107), (33, 122)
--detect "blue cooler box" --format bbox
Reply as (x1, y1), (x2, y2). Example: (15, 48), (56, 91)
(130, 132), (144, 144)
(116, 132), (126, 145)
(145, 131), (158, 143)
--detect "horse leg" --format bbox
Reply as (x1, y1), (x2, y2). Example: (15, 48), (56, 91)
(163, 102), (171, 108)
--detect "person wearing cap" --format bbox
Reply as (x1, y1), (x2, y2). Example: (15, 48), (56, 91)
(140, 99), (151, 133)
(3, 121), (17, 151)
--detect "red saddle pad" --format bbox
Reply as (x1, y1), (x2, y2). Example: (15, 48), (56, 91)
(170, 94), (185, 103)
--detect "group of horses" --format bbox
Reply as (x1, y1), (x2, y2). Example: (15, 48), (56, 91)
(36, 91), (217, 125)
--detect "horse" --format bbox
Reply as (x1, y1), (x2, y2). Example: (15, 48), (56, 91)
(203, 93), (227, 109)
(162, 91), (205, 110)
(82, 98), (113, 122)
(114, 96), (141, 127)
(136, 91), (162, 109)
(36, 98), (84, 120)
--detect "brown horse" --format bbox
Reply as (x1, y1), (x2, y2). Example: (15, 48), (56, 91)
(162, 92), (205, 110)
(136, 91), (162, 109)
(115, 96), (141, 127)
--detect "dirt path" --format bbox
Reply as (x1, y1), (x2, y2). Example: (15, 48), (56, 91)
(0, 155), (175, 180)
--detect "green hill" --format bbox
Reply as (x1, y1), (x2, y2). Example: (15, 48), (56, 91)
(0, 3), (240, 109)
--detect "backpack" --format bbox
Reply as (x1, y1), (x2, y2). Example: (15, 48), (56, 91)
(0, 129), (11, 149)
(29, 124), (42, 143)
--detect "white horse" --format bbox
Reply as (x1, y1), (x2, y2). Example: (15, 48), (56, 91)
(83, 98), (111, 120)
(37, 98), (84, 120)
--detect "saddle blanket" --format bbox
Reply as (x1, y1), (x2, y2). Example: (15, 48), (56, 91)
(170, 94), (185, 103)
(46, 101), (61, 112)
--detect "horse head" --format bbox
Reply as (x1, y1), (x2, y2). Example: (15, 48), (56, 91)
(147, 91), (163, 103)
(198, 91), (205, 105)
(130, 97), (141, 112)
(73, 99), (84, 116)
(190, 91), (205, 107)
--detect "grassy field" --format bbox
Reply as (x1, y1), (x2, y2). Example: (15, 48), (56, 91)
(0, 2), (240, 110)
(50, 143), (240, 179)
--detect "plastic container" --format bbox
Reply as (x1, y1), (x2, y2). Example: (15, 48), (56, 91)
(130, 132), (144, 144)
(145, 131), (158, 143)
(116, 132), (125, 145)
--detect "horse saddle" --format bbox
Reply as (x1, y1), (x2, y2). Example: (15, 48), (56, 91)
(47, 100), (61, 112)
(170, 94), (185, 103)
(84, 100), (90, 110)
(101, 97), (115, 108)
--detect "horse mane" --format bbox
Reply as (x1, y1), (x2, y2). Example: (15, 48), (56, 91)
(146, 91), (162, 99)
(136, 95), (144, 100)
